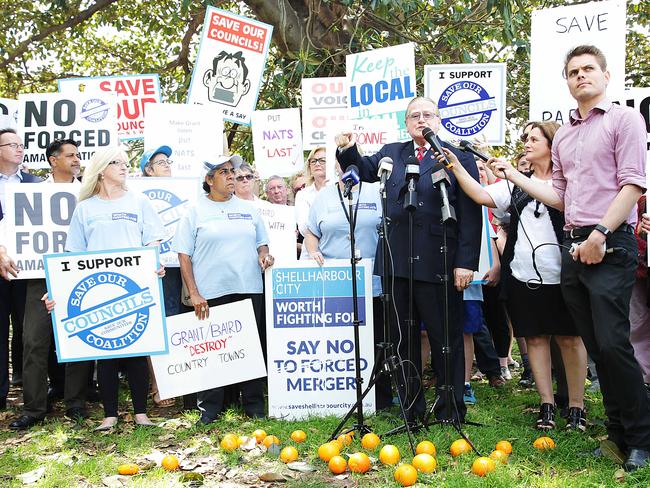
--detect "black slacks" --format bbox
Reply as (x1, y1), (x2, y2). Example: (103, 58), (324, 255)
(0, 279), (26, 404)
(97, 357), (149, 417)
(561, 231), (650, 449)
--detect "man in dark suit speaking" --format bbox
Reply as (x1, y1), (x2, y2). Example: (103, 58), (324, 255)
(335, 97), (482, 422)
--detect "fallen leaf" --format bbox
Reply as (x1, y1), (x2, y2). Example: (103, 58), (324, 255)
(16, 466), (46, 484)
(613, 468), (626, 482)
(286, 462), (317, 473)
(101, 475), (129, 487)
(239, 437), (258, 451)
(178, 472), (204, 484)
(158, 434), (175, 442)
(259, 472), (287, 482)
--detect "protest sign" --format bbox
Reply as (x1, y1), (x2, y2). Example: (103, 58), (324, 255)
(44, 247), (167, 362)
(251, 108), (303, 178)
(250, 200), (297, 264)
(18, 92), (118, 169)
(150, 299), (267, 400)
(4, 183), (79, 279)
(301, 77), (348, 149)
(265, 259), (375, 420)
(346, 43), (415, 140)
(0, 97), (18, 129)
(424, 63), (506, 145)
(144, 103), (224, 178)
(530, 0), (626, 124)
(59, 74), (161, 141)
(128, 178), (200, 267)
(471, 207), (494, 285)
(187, 7), (273, 125)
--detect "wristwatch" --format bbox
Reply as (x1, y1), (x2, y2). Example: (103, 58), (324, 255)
(594, 224), (611, 239)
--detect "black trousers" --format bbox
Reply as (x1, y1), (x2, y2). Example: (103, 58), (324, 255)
(481, 283), (511, 358)
(0, 279), (26, 403)
(561, 231), (650, 449)
(97, 356), (149, 417)
(391, 277), (465, 421)
(195, 293), (266, 420)
(473, 322), (501, 378)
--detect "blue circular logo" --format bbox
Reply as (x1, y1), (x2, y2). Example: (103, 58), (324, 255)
(63, 271), (153, 350)
(144, 188), (188, 256)
(80, 98), (110, 123)
(437, 81), (497, 137)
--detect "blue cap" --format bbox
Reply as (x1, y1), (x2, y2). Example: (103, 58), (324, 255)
(140, 145), (172, 174)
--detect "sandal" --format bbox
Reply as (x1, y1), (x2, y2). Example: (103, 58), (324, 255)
(536, 403), (556, 430)
(152, 390), (176, 408)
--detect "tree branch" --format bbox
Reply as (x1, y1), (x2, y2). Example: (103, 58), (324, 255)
(165, 7), (206, 73)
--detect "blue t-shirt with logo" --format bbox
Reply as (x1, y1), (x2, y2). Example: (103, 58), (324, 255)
(173, 195), (269, 300)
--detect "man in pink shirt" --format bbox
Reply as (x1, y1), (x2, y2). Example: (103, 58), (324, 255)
(489, 45), (649, 471)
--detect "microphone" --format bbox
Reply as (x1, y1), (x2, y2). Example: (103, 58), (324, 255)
(458, 140), (490, 162)
(430, 162), (456, 222)
(402, 155), (420, 210)
(421, 127), (452, 168)
(342, 164), (360, 198)
(404, 155), (420, 183)
(377, 156), (393, 193)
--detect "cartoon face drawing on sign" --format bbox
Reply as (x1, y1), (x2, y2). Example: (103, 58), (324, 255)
(203, 50), (251, 107)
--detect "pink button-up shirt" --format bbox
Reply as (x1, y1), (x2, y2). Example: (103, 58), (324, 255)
(552, 98), (647, 230)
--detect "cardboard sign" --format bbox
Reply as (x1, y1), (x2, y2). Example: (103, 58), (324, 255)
(150, 299), (267, 400)
(530, 0), (626, 124)
(424, 63), (507, 145)
(0, 97), (18, 129)
(58, 74), (161, 141)
(250, 200), (297, 264)
(471, 206), (494, 285)
(251, 108), (303, 178)
(265, 259), (375, 420)
(144, 103), (224, 178)
(187, 7), (273, 125)
(301, 77), (348, 149)
(346, 43), (415, 140)
(44, 247), (167, 362)
(18, 92), (118, 169)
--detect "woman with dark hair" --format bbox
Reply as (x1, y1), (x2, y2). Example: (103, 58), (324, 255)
(173, 155), (274, 424)
(436, 121), (588, 431)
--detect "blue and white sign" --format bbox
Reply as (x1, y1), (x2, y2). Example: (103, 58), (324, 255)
(424, 63), (506, 145)
(265, 259), (375, 420)
(44, 247), (168, 362)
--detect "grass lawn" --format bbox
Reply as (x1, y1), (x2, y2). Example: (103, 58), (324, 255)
(1, 375), (649, 487)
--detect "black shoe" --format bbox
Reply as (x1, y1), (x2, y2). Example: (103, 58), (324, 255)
(10, 373), (22, 386)
(9, 415), (43, 430)
(565, 407), (587, 432)
(536, 403), (556, 430)
(65, 407), (89, 421)
(0, 399), (6, 411)
(623, 448), (650, 472)
(519, 368), (534, 388)
(196, 415), (215, 426)
(87, 388), (101, 403)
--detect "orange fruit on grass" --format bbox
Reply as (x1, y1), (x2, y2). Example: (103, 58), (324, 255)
(262, 435), (281, 449)
(318, 442), (340, 462)
(361, 432), (381, 450)
(161, 454), (180, 471)
(450, 438), (472, 457)
(533, 436), (556, 450)
(415, 440), (436, 457)
(495, 440), (513, 455)
(290, 430), (307, 443)
(379, 444), (401, 465)
(471, 456), (496, 477)
(394, 463), (418, 486)
(252, 429), (267, 443)
(412, 453), (437, 473)
(489, 449), (509, 464)
(117, 463), (139, 475)
(280, 446), (299, 463)
(220, 433), (239, 452)
(328, 455), (347, 474)
(337, 433), (353, 446)
(348, 452), (371, 473)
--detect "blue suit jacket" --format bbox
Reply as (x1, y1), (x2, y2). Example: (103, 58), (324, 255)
(337, 141), (482, 284)
(0, 170), (43, 221)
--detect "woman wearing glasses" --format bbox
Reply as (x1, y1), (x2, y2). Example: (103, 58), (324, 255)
(62, 147), (166, 430)
(295, 147), (328, 241)
(173, 155), (274, 424)
(141, 145), (173, 177)
(234, 162), (258, 201)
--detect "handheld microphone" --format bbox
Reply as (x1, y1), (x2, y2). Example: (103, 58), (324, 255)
(342, 164), (360, 198)
(421, 127), (452, 168)
(458, 140), (490, 162)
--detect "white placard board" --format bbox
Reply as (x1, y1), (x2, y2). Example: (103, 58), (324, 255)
(44, 247), (167, 362)
(58, 74), (161, 141)
(0, 97), (18, 129)
(301, 77), (349, 149)
(150, 299), (267, 400)
(18, 92), (118, 169)
(265, 259), (375, 420)
(144, 103), (224, 178)
(250, 200), (297, 264)
(423, 63), (507, 145)
(530, 1), (626, 124)
(472, 207), (494, 285)
(187, 7), (273, 125)
(251, 108), (303, 178)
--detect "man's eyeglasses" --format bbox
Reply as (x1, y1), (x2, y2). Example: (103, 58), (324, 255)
(308, 157), (326, 166)
(0, 143), (25, 150)
(152, 159), (173, 167)
(406, 112), (438, 121)
(236, 174), (255, 182)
